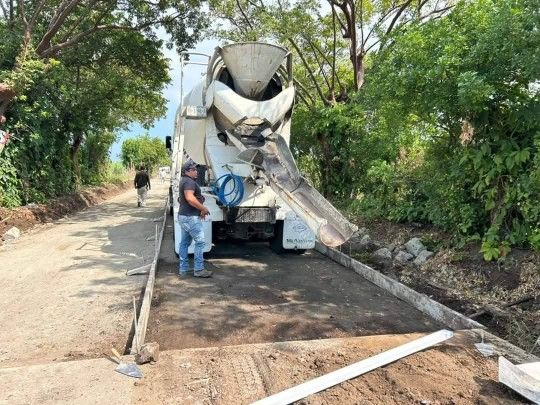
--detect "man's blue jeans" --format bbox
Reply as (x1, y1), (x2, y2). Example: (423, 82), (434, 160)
(178, 215), (205, 273)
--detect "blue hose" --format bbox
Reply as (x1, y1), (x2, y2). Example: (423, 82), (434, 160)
(212, 174), (244, 207)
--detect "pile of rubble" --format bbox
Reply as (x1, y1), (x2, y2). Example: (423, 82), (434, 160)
(351, 228), (435, 267)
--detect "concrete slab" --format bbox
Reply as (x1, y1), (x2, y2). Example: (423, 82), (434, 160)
(146, 218), (443, 350)
(0, 331), (528, 404)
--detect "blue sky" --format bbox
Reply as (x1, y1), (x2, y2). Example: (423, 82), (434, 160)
(110, 38), (219, 161)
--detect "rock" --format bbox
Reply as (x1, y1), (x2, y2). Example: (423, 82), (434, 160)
(394, 250), (413, 264)
(357, 227), (368, 237)
(354, 234), (384, 252)
(359, 233), (371, 245)
(3, 227), (20, 242)
(135, 342), (159, 364)
(373, 248), (392, 260)
(413, 250), (434, 266)
(405, 237), (426, 257)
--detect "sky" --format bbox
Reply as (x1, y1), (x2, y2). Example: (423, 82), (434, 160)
(109, 38), (219, 161)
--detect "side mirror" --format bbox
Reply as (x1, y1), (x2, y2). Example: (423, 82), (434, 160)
(165, 135), (172, 150)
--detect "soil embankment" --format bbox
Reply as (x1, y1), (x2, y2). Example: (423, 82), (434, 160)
(346, 218), (540, 355)
(0, 180), (132, 241)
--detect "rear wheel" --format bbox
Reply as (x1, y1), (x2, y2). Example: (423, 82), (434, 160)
(173, 220), (179, 258)
(168, 186), (174, 216)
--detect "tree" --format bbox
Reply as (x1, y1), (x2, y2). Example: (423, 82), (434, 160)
(364, 0), (540, 256)
(0, 0), (207, 125)
(51, 30), (170, 184)
(209, 0), (454, 102)
(121, 134), (170, 173)
(329, 0), (454, 90)
(0, 19), (172, 204)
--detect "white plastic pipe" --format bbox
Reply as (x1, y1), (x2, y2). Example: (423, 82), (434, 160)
(251, 329), (454, 405)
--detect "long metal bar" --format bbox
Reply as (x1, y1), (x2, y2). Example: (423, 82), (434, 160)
(130, 198), (168, 354)
(251, 330), (454, 405)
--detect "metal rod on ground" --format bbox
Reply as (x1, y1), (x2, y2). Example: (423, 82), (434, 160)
(126, 263), (151, 276)
(251, 329), (454, 405)
(131, 197), (168, 354)
(155, 224), (158, 253)
(132, 296), (139, 353)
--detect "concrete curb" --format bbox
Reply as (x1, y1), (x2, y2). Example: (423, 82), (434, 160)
(315, 242), (484, 331)
(315, 242), (540, 364)
(131, 197), (168, 354)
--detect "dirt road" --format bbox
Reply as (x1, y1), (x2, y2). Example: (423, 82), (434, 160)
(0, 181), (168, 368)
(0, 326), (529, 404)
(0, 185), (535, 404)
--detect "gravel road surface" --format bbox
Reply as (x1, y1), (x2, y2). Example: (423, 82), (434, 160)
(0, 181), (167, 368)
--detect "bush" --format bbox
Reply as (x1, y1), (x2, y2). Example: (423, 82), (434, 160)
(348, 0), (540, 258)
(121, 134), (170, 174)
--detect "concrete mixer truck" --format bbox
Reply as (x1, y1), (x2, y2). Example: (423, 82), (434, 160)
(167, 42), (357, 255)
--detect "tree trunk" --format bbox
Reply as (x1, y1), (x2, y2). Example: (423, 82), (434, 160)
(316, 131), (333, 197)
(70, 135), (83, 186)
(356, 53), (365, 89)
(349, 1), (359, 91)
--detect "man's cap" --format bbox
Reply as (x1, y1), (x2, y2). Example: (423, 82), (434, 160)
(181, 160), (197, 174)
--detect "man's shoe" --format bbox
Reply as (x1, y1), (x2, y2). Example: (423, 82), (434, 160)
(194, 269), (213, 278)
(137, 202), (141, 207)
(178, 270), (193, 277)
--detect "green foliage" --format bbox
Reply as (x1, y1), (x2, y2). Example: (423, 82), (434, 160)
(121, 134), (170, 173)
(0, 0), (206, 207)
(104, 162), (132, 183)
(80, 131), (118, 185)
(291, 102), (406, 198)
(0, 27), (171, 207)
(350, 0), (540, 257)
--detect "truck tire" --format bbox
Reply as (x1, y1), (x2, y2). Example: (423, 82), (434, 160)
(270, 221), (305, 254)
(173, 226), (179, 258)
(169, 186), (174, 216)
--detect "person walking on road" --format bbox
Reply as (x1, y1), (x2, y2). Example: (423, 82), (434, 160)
(134, 165), (151, 207)
(178, 160), (212, 278)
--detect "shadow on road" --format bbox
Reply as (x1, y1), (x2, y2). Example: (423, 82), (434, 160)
(147, 215), (443, 350)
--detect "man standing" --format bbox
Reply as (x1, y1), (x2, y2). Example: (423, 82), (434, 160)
(178, 160), (212, 278)
(134, 165), (151, 207)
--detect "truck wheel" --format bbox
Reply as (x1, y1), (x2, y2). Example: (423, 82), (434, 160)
(168, 186), (174, 216)
(173, 223), (179, 258)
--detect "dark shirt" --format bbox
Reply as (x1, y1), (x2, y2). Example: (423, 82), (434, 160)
(179, 176), (205, 216)
(134, 171), (151, 189)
